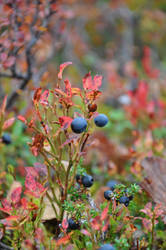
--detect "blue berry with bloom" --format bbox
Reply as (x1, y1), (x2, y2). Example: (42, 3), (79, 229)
(104, 190), (113, 200)
(71, 117), (87, 134)
(94, 114), (108, 127)
(82, 174), (94, 187)
(2, 133), (12, 145)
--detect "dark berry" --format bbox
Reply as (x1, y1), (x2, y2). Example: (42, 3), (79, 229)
(76, 174), (82, 184)
(68, 218), (80, 230)
(104, 190), (113, 201)
(129, 195), (133, 201)
(119, 196), (130, 207)
(106, 180), (118, 191)
(2, 133), (12, 145)
(71, 117), (87, 134)
(82, 175), (94, 188)
(98, 244), (115, 250)
(88, 103), (97, 112)
(94, 114), (108, 127)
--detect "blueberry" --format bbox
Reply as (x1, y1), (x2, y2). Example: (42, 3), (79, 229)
(94, 114), (108, 127)
(82, 175), (94, 188)
(71, 117), (87, 134)
(129, 195), (133, 201)
(76, 174), (82, 183)
(119, 196), (130, 207)
(68, 218), (80, 230)
(106, 180), (118, 191)
(104, 190), (113, 201)
(2, 133), (12, 145)
(98, 244), (115, 250)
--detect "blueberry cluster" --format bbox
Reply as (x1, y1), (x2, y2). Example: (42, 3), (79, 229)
(71, 113), (108, 134)
(104, 180), (133, 207)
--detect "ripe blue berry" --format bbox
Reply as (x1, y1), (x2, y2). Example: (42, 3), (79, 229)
(2, 133), (12, 145)
(68, 218), (80, 230)
(98, 244), (115, 250)
(106, 180), (118, 191)
(94, 114), (108, 127)
(82, 175), (94, 188)
(119, 196), (130, 207)
(71, 117), (87, 134)
(104, 190), (113, 200)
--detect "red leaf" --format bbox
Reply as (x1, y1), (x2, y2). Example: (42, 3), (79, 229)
(62, 218), (68, 230)
(64, 79), (72, 96)
(58, 62), (72, 80)
(56, 234), (70, 246)
(25, 174), (46, 198)
(93, 75), (102, 90)
(40, 90), (49, 106)
(91, 216), (101, 230)
(17, 115), (27, 124)
(83, 72), (92, 90)
(59, 116), (73, 129)
(101, 206), (109, 221)
(25, 167), (39, 178)
(11, 186), (22, 204)
(21, 198), (28, 210)
(83, 72), (102, 91)
(2, 117), (15, 130)
(54, 88), (67, 97)
(0, 215), (19, 225)
(140, 202), (153, 218)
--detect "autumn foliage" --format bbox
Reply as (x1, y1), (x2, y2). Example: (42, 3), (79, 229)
(0, 0), (166, 250)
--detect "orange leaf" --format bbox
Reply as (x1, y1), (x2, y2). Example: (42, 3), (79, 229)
(33, 88), (42, 104)
(58, 62), (72, 80)
(3, 117), (15, 130)
(17, 115), (27, 124)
